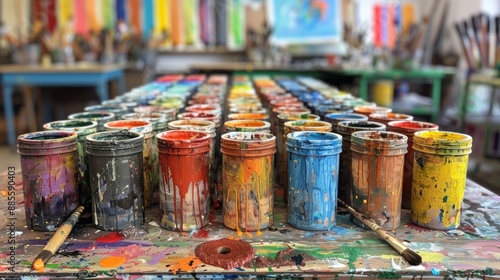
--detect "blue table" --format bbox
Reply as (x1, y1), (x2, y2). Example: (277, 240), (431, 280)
(0, 64), (126, 147)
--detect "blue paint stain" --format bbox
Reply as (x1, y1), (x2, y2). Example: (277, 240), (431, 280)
(286, 131), (342, 230)
(439, 209), (444, 222)
(303, 232), (314, 238)
(431, 268), (440, 275)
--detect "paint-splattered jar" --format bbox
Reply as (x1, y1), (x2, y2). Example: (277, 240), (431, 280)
(226, 113), (270, 121)
(134, 106), (177, 122)
(224, 120), (271, 134)
(43, 120), (97, 208)
(350, 131), (408, 230)
(368, 113), (414, 126)
(104, 120), (155, 207)
(324, 113), (368, 133)
(286, 131), (343, 230)
(387, 121), (439, 209)
(68, 111), (115, 132)
(411, 131), (472, 230)
(221, 132), (276, 236)
(86, 130), (145, 231)
(102, 99), (138, 112)
(17, 131), (79, 231)
(185, 104), (222, 116)
(157, 130), (211, 231)
(282, 120), (332, 200)
(353, 106), (392, 117)
(336, 121), (386, 204)
(84, 104), (128, 120)
(167, 120), (218, 207)
(274, 113), (321, 198)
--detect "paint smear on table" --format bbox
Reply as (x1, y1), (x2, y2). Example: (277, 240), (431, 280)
(99, 256), (126, 267)
(169, 256), (202, 274)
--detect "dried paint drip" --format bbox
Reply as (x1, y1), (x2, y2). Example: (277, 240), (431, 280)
(167, 120), (218, 209)
(387, 121), (439, 209)
(411, 131), (472, 230)
(17, 131), (79, 231)
(43, 120), (98, 208)
(336, 121), (386, 205)
(221, 132), (276, 235)
(169, 256), (203, 275)
(286, 132), (343, 230)
(86, 130), (145, 231)
(195, 238), (255, 270)
(350, 131), (407, 231)
(157, 130), (211, 231)
(99, 256), (126, 268)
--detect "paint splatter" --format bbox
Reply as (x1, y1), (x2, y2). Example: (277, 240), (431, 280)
(431, 268), (440, 275)
(99, 256), (126, 268)
(110, 244), (144, 259)
(96, 232), (125, 243)
(192, 229), (210, 238)
(341, 244), (362, 271)
(169, 256), (202, 275)
(419, 252), (446, 263)
(147, 248), (177, 265)
(244, 247), (312, 268)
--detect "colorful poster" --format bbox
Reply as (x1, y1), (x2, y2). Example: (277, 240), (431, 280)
(267, 0), (342, 44)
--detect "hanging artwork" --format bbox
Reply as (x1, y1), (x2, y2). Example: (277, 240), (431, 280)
(267, 0), (342, 44)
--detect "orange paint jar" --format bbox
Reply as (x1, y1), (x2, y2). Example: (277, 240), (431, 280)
(221, 132), (276, 236)
(350, 131), (408, 230)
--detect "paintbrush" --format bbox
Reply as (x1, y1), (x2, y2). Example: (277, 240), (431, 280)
(337, 199), (422, 266)
(31, 206), (85, 272)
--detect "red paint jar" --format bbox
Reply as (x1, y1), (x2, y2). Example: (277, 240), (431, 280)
(157, 130), (211, 231)
(368, 112), (414, 126)
(387, 120), (439, 209)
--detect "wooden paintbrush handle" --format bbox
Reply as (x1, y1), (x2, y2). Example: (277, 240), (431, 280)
(44, 206), (84, 254)
(338, 200), (407, 254)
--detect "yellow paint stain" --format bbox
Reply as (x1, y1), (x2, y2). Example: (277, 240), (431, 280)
(256, 230), (263, 236)
(227, 235), (234, 240)
(245, 232), (253, 238)
(379, 254), (401, 260)
(0, 191), (8, 197)
(99, 256), (126, 267)
(363, 199), (367, 204)
(419, 251), (445, 263)
(169, 256), (202, 275)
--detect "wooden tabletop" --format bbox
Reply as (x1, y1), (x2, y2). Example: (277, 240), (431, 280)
(0, 63), (126, 74)
(0, 167), (498, 278)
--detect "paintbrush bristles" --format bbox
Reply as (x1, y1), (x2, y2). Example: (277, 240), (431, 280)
(32, 250), (51, 271)
(338, 199), (423, 266)
(402, 248), (422, 266)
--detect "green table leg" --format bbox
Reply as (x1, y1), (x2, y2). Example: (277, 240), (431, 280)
(431, 78), (441, 123)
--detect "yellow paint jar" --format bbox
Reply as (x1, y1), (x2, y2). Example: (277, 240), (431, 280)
(372, 80), (394, 106)
(411, 131), (473, 230)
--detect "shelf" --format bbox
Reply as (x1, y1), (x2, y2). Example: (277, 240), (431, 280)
(157, 47), (245, 55)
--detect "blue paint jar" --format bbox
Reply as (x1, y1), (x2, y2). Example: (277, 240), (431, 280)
(286, 131), (342, 230)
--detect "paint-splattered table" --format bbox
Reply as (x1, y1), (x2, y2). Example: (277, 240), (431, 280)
(0, 171), (499, 279)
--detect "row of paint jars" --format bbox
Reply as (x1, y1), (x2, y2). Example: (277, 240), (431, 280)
(253, 76), (473, 231)
(16, 74), (212, 231)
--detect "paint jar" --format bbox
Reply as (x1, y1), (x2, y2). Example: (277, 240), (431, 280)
(134, 106), (177, 121)
(387, 121), (439, 209)
(314, 104), (354, 119)
(411, 131), (472, 230)
(102, 100), (138, 112)
(324, 113), (368, 133)
(18, 131), (79, 231)
(167, 120), (218, 207)
(282, 120), (332, 200)
(84, 104), (128, 120)
(286, 132), (342, 230)
(353, 106), (392, 117)
(220, 132), (276, 236)
(68, 111), (115, 131)
(157, 130), (211, 231)
(274, 113), (321, 192)
(43, 120), (97, 208)
(227, 113), (269, 121)
(185, 104), (222, 116)
(86, 130), (145, 231)
(104, 120), (155, 207)
(224, 120), (271, 134)
(368, 113), (414, 126)
(351, 131), (408, 230)
(336, 121), (386, 204)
